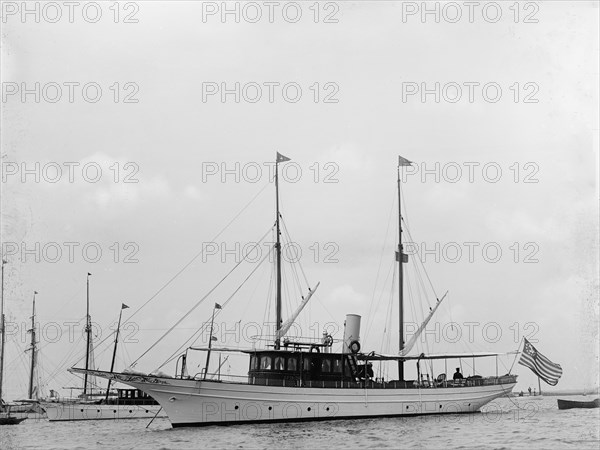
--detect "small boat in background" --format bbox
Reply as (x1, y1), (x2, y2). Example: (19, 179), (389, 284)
(0, 408), (27, 425)
(557, 398), (600, 410)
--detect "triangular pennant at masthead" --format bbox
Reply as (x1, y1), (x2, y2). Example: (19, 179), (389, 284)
(276, 152), (291, 163)
(398, 156), (412, 166)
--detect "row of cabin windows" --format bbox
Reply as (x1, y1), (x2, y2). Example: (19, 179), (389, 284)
(118, 390), (149, 399)
(251, 355), (344, 374)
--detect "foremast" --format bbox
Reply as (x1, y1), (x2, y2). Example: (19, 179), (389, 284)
(274, 152), (290, 350)
(397, 156), (412, 381)
(83, 272), (92, 397)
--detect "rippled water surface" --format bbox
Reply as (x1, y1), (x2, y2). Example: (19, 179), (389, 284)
(2, 396), (599, 449)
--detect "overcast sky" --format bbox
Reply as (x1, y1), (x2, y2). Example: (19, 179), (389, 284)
(1, 1), (598, 399)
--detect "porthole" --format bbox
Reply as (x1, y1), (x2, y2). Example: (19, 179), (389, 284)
(235, 405), (239, 410)
(307, 407), (311, 412)
(268, 406), (272, 411)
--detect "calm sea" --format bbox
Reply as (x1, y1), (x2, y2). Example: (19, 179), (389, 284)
(1, 396), (598, 449)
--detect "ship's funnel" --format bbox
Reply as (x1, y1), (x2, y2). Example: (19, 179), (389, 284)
(342, 314), (361, 354)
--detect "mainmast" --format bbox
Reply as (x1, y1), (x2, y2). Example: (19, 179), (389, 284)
(27, 291), (38, 399)
(0, 259), (7, 403)
(397, 156), (412, 381)
(274, 152), (290, 350)
(83, 272), (91, 397)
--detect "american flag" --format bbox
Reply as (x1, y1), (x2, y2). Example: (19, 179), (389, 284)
(518, 338), (563, 386)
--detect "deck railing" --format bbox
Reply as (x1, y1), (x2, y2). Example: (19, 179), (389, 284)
(201, 374), (517, 389)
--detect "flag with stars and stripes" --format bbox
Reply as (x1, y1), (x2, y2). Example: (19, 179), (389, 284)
(518, 338), (562, 386)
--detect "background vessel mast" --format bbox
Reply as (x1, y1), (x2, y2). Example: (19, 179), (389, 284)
(27, 291), (38, 399)
(0, 260), (7, 403)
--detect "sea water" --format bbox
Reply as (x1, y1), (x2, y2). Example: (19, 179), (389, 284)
(1, 396), (598, 449)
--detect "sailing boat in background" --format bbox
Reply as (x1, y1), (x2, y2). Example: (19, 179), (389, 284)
(12, 291), (46, 415)
(0, 259), (27, 425)
(42, 274), (163, 421)
(73, 154), (518, 428)
(26, 292), (40, 403)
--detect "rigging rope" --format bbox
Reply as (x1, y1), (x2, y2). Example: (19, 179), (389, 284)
(130, 226), (273, 368)
(39, 183), (272, 382)
(125, 181), (271, 325)
(279, 214), (336, 326)
(365, 255), (395, 343)
(261, 244), (276, 344)
(364, 192), (396, 342)
(154, 245), (272, 372)
(280, 216), (310, 290)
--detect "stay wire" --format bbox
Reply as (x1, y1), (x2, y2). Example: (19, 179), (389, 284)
(131, 226), (273, 368)
(155, 245), (272, 372)
(126, 181), (271, 325)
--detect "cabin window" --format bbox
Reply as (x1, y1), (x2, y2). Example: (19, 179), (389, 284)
(333, 359), (342, 373)
(250, 355), (259, 370)
(260, 355), (272, 370)
(303, 357), (311, 371)
(287, 357), (298, 371)
(322, 359), (332, 373)
(274, 356), (285, 371)
(344, 362), (352, 377)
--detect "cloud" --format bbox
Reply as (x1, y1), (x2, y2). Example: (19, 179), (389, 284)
(90, 176), (170, 207)
(34, 152), (173, 208)
(324, 284), (368, 315)
(183, 185), (204, 201)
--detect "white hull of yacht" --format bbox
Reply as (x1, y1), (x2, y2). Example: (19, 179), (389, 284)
(42, 402), (164, 421)
(79, 370), (516, 427)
